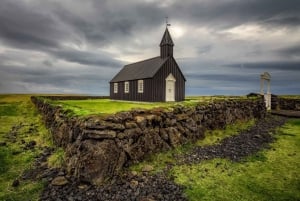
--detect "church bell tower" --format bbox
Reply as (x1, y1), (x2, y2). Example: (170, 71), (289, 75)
(160, 27), (174, 58)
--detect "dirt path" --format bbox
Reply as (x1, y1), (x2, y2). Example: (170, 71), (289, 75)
(39, 115), (287, 201)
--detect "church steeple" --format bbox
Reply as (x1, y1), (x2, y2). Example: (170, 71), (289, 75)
(160, 27), (174, 58)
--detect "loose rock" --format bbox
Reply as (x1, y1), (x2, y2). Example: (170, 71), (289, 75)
(51, 176), (69, 186)
(142, 165), (154, 172)
(0, 142), (7, 146)
(12, 179), (20, 187)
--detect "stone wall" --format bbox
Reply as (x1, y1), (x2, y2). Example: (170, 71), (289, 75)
(39, 96), (108, 101)
(31, 96), (266, 185)
(272, 97), (300, 110)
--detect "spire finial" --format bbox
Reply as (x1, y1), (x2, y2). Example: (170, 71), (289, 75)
(165, 16), (171, 27)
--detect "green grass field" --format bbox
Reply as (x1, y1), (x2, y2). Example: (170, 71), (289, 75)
(279, 95), (300, 99)
(0, 95), (53, 201)
(52, 99), (173, 116)
(50, 95), (251, 116)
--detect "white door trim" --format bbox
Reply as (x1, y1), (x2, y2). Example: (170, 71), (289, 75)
(165, 73), (176, 102)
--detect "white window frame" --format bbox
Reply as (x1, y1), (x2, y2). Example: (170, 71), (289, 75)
(138, 80), (144, 93)
(113, 83), (118, 93)
(124, 81), (129, 93)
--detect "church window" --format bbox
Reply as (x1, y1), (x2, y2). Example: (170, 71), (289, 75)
(114, 83), (118, 93)
(138, 80), (144, 93)
(124, 81), (129, 93)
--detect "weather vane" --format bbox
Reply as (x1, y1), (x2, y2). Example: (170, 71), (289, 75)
(165, 16), (171, 27)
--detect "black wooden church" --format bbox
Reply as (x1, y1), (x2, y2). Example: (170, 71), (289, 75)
(110, 27), (186, 102)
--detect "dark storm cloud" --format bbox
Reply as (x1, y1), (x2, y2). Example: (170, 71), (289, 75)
(1, 0), (299, 51)
(198, 45), (213, 55)
(276, 45), (300, 58)
(0, 0), (66, 50)
(50, 49), (122, 67)
(264, 16), (300, 27)
(171, 0), (300, 28)
(43, 60), (53, 67)
(0, 0), (299, 95)
(224, 61), (300, 71)
(0, 60), (114, 94)
(186, 73), (257, 82)
(0, 0), (158, 66)
(46, 0), (164, 46)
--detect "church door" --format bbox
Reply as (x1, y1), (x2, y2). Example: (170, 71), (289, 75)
(165, 73), (176, 102)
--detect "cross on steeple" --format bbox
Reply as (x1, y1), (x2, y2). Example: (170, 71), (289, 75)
(165, 16), (171, 27)
(160, 18), (174, 58)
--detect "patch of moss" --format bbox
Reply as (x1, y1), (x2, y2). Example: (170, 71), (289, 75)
(48, 148), (65, 168)
(196, 119), (255, 147)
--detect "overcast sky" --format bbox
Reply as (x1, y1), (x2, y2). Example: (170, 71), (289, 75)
(0, 0), (299, 95)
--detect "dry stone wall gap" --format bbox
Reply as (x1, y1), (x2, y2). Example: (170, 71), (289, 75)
(31, 96), (266, 185)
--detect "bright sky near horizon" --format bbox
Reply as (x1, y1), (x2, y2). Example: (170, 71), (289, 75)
(0, 0), (299, 95)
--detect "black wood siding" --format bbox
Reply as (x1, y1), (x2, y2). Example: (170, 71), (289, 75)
(151, 57), (185, 102)
(160, 45), (173, 58)
(110, 79), (153, 101)
(110, 57), (185, 102)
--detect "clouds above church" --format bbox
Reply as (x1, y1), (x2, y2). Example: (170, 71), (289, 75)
(0, 0), (299, 95)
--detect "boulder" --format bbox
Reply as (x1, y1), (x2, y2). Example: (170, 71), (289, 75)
(67, 139), (125, 185)
(125, 122), (138, 129)
(167, 127), (182, 147)
(135, 116), (146, 129)
(159, 128), (169, 141)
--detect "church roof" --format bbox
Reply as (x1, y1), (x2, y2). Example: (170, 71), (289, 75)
(110, 56), (169, 82)
(160, 27), (174, 46)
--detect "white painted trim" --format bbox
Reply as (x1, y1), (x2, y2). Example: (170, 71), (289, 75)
(165, 73), (176, 102)
(124, 81), (129, 93)
(113, 83), (118, 93)
(138, 80), (144, 93)
(165, 73), (176, 81)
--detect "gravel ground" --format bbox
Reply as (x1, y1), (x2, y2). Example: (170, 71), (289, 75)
(40, 172), (187, 201)
(38, 115), (286, 201)
(178, 115), (287, 164)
